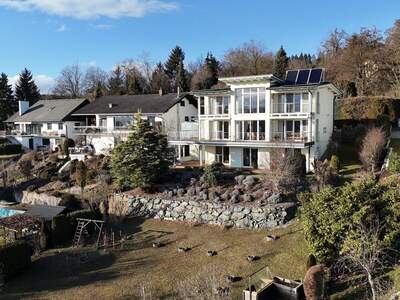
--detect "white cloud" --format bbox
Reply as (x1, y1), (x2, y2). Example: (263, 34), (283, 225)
(0, 0), (178, 19)
(56, 24), (66, 32)
(9, 74), (55, 94)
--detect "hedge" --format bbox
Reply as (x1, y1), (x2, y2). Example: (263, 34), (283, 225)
(0, 241), (31, 281)
(0, 143), (22, 155)
(51, 209), (100, 246)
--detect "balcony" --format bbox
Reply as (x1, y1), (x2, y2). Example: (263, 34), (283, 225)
(270, 102), (310, 118)
(74, 126), (133, 137)
(271, 131), (310, 143)
(166, 130), (198, 141)
(41, 130), (66, 138)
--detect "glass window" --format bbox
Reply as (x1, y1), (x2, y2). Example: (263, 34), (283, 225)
(223, 96), (229, 114)
(286, 94), (294, 113)
(259, 120), (265, 140)
(244, 121), (251, 140)
(294, 94), (301, 112)
(235, 121), (242, 140)
(180, 100), (185, 106)
(216, 97), (223, 114)
(251, 89), (257, 113)
(114, 116), (134, 128)
(47, 123), (52, 130)
(251, 121), (257, 140)
(185, 116), (189, 122)
(302, 93), (309, 112)
(259, 89), (265, 113)
(223, 147), (230, 164)
(216, 146), (230, 164)
(244, 94), (250, 114)
(200, 97), (205, 115)
(235, 89), (242, 114)
(243, 148), (258, 168)
(58, 123), (63, 130)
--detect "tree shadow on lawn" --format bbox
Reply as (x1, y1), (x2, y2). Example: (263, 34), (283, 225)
(1, 248), (151, 299)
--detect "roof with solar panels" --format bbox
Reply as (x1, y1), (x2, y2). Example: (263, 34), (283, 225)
(270, 68), (342, 95)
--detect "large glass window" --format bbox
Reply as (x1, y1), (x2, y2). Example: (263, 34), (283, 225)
(114, 116), (134, 128)
(286, 94), (294, 113)
(294, 94), (301, 112)
(216, 121), (229, 140)
(236, 120), (266, 141)
(235, 87), (266, 114)
(259, 120), (265, 140)
(216, 146), (230, 164)
(213, 96), (229, 114)
(243, 148), (258, 168)
(200, 97), (205, 115)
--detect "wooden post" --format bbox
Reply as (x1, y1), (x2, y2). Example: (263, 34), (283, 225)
(112, 231), (115, 249)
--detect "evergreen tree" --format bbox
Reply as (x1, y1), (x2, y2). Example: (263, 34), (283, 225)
(15, 68), (40, 104)
(164, 46), (189, 91)
(273, 46), (289, 79)
(176, 60), (189, 92)
(203, 52), (219, 89)
(0, 73), (16, 130)
(0, 73), (13, 100)
(108, 66), (125, 95)
(111, 113), (174, 189)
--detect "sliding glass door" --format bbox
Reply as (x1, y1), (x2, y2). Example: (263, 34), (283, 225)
(243, 148), (258, 168)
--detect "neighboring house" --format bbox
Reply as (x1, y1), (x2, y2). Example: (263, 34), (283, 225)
(193, 68), (341, 171)
(71, 91), (199, 161)
(4, 99), (88, 150)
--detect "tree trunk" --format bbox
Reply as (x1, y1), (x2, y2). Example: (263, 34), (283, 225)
(367, 272), (377, 300)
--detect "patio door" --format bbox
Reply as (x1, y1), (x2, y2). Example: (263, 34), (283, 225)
(286, 120), (301, 141)
(243, 148), (258, 168)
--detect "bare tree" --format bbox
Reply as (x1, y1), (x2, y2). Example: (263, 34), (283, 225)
(53, 64), (84, 98)
(220, 40), (274, 76)
(336, 220), (394, 300)
(83, 66), (108, 94)
(359, 127), (386, 172)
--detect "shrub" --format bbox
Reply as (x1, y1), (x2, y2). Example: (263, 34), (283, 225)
(330, 155), (340, 173)
(301, 177), (400, 262)
(202, 164), (219, 187)
(17, 159), (32, 179)
(306, 254), (317, 269)
(303, 265), (325, 300)
(360, 127), (386, 172)
(72, 161), (88, 192)
(0, 241), (31, 281)
(388, 151), (400, 173)
(0, 143), (22, 155)
(61, 138), (74, 157)
(59, 193), (81, 212)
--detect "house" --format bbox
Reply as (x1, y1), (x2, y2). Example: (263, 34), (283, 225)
(71, 91), (199, 161)
(193, 68), (341, 171)
(4, 99), (89, 150)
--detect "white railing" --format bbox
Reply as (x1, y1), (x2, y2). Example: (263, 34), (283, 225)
(271, 102), (309, 114)
(211, 131), (229, 140)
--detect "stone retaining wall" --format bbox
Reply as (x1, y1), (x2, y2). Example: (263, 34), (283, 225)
(21, 191), (62, 206)
(119, 195), (297, 229)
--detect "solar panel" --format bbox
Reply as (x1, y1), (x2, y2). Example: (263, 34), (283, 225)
(296, 70), (310, 84)
(285, 70), (298, 84)
(285, 68), (325, 85)
(308, 69), (323, 84)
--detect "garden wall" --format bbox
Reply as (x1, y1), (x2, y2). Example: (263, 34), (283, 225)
(119, 195), (296, 229)
(21, 191), (62, 206)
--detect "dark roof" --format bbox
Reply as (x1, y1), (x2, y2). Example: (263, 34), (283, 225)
(192, 88), (232, 95)
(6, 99), (88, 123)
(73, 93), (197, 115)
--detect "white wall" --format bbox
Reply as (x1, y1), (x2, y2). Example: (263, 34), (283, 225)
(163, 96), (198, 133)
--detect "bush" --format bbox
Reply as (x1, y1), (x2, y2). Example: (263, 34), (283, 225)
(0, 143), (22, 155)
(59, 193), (81, 212)
(388, 151), (400, 173)
(330, 155), (340, 173)
(0, 241), (31, 281)
(360, 127), (386, 172)
(202, 162), (223, 187)
(51, 209), (100, 246)
(306, 254), (317, 269)
(302, 177), (400, 262)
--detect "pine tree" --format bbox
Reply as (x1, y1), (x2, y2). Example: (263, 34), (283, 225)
(111, 113), (174, 189)
(108, 66), (125, 95)
(15, 68), (41, 104)
(273, 46), (289, 79)
(0, 73), (16, 130)
(0, 73), (13, 100)
(203, 52), (219, 89)
(164, 46), (189, 92)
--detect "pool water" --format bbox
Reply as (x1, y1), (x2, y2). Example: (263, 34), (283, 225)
(0, 207), (25, 218)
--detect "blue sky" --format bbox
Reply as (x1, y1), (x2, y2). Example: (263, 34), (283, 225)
(0, 0), (399, 93)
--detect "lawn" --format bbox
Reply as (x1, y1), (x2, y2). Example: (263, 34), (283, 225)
(337, 144), (362, 177)
(1, 218), (308, 300)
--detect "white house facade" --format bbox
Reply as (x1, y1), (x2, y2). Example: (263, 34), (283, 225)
(4, 99), (88, 150)
(193, 69), (341, 171)
(71, 92), (199, 161)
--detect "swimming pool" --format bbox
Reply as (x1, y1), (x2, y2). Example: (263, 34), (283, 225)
(0, 207), (25, 218)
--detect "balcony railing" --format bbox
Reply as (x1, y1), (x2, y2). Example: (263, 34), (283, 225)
(271, 131), (310, 143)
(166, 130), (198, 141)
(211, 131), (230, 140)
(271, 103), (309, 114)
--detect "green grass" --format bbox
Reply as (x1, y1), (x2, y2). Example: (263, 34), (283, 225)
(390, 139), (400, 154)
(337, 144), (362, 177)
(0, 218), (308, 300)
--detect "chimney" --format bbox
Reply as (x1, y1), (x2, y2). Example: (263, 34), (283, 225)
(108, 103), (114, 108)
(159, 88), (163, 96)
(18, 100), (30, 116)
(177, 86), (180, 97)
